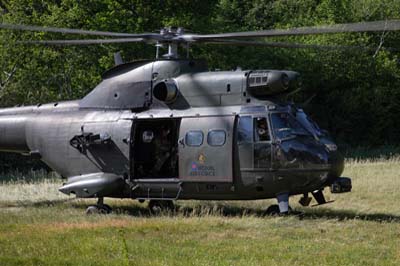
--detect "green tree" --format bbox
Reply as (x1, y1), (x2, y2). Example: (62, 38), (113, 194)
(0, 0), (400, 154)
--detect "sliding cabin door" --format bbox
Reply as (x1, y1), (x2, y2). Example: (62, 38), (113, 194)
(178, 116), (235, 182)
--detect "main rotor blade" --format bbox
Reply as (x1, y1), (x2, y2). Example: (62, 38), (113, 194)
(191, 20), (400, 40)
(18, 38), (146, 45)
(0, 23), (157, 38)
(201, 39), (378, 51)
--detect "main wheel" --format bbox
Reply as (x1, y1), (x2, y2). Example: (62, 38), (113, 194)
(99, 204), (112, 214)
(148, 200), (162, 214)
(85, 204), (112, 215)
(148, 200), (175, 214)
(265, 204), (280, 215)
(86, 205), (100, 215)
(265, 204), (292, 216)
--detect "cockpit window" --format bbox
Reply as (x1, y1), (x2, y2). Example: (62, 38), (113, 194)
(237, 116), (252, 143)
(296, 110), (322, 137)
(270, 113), (311, 140)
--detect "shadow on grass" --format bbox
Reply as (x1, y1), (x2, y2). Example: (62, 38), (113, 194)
(60, 203), (400, 223)
(297, 208), (400, 223)
(3, 199), (399, 223)
(106, 203), (400, 223)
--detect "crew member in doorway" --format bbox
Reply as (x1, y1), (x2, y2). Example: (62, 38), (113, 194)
(152, 126), (172, 176)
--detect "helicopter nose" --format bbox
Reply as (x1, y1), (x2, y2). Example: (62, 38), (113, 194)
(328, 149), (345, 177)
(326, 148), (352, 193)
(325, 144), (344, 178)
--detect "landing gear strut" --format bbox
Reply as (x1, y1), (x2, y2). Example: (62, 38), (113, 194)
(148, 200), (175, 214)
(277, 193), (290, 214)
(265, 193), (292, 215)
(85, 197), (112, 215)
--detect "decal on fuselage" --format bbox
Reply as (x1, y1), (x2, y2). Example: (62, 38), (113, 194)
(189, 153), (216, 176)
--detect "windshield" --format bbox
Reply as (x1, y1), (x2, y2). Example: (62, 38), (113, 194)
(296, 109), (322, 137)
(270, 112), (312, 140)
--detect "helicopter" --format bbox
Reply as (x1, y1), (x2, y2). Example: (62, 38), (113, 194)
(0, 20), (399, 214)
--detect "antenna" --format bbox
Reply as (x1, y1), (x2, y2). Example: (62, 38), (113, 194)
(155, 42), (162, 59)
(113, 52), (123, 65)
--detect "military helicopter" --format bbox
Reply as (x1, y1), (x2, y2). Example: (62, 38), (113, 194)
(0, 20), (399, 214)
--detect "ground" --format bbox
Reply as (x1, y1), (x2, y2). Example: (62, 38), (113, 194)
(0, 159), (399, 266)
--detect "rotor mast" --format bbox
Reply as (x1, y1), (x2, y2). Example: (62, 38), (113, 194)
(157, 26), (188, 59)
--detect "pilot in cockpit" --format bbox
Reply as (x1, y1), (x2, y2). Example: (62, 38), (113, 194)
(256, 117), (270, 141)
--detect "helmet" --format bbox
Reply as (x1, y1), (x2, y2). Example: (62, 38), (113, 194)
(142, 130), (154, 143)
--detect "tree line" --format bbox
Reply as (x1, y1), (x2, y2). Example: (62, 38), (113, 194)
(0, 0), (400, 171)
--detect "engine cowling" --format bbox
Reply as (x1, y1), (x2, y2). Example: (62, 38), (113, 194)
(247, 70), (300, 97)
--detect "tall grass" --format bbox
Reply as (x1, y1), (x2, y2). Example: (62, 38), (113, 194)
(0, 159), (399, 266)
(0, 158), (399, 216)
(0, 170), (71, 203)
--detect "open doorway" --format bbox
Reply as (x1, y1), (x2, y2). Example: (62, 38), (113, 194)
(131, 118), (180, 179)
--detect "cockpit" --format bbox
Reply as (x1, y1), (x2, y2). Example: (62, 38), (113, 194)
(237, 104), (343, 178)
(235, 104), (346, 200)
(270, 112), (315, 141)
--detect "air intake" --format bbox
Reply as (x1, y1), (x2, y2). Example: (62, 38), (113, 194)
(153, 80), (178, 103)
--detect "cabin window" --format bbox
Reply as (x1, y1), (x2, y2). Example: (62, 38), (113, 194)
(254, 117), (271, 142)
(185, 131), (203, 146)
(237, 116), (252, 143)
(207, 130), (226, 146)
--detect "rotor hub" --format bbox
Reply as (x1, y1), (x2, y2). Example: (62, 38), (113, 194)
(160, 27), (185, 39)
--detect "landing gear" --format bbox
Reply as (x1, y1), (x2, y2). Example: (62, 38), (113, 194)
(311, 189), (334, 206)
(265, 204), (281, 215)
(265, 193), (292, 216)
(277, 193), (290, 214)
(85, 197), (112, 215)
(265, 204), (293, 216)
(299, 193), (312, 207)
(312, 190), (327, 205)
(148, 200), (175, 214)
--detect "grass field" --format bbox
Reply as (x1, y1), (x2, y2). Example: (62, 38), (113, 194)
(0, 159), (399, 266)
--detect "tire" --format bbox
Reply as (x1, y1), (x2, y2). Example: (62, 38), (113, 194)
(265, 204), (292, 216)
(86, 206), (100, 215)
(148, 200), (163, 214)
(148, 200), (175, 214)
(265, 204), (280, 215)
(101, 204), (112, 214)
(85, 205), (112, 215)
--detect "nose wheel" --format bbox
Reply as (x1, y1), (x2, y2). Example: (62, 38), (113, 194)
(85, 197), (112, 215)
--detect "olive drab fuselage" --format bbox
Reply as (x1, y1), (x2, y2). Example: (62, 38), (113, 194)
(0, 59), (348, 201)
